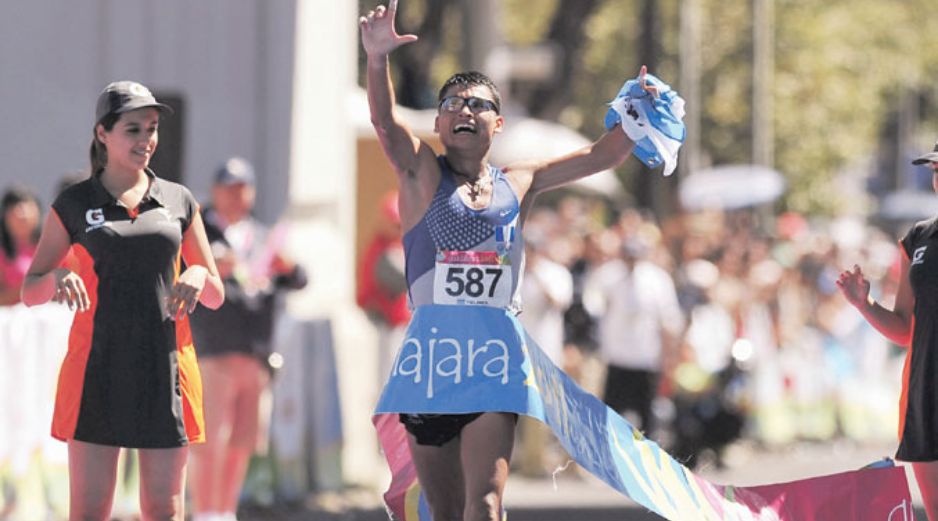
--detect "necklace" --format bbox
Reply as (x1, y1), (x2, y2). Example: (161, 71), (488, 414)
(462, 174), (490, 201)
(446, 159), (491, 202)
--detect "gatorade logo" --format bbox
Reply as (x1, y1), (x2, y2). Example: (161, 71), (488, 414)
(911, 246), (927, 266)
(85, 208), (107, 232)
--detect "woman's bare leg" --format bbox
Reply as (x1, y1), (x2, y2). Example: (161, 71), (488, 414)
(912, 461), (938, 521)
(67, 440), (120, 521)
(138, 446), (188, 521)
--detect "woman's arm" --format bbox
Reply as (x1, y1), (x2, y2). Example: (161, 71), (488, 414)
(21, 211), (89, 311)
(172, 212), (224, 318)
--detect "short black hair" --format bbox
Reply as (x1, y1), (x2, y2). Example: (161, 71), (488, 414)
(437, 71), (501, 114)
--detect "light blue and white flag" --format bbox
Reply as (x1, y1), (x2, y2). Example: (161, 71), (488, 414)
(604, 73), (686, 176)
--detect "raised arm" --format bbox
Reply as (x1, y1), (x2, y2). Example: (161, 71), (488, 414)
(360, 0), (425, 176)
(520, 125), (634, 195)
(506, 67), (662, 197)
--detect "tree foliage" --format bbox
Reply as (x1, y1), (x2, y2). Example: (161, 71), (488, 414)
(357, 0), (938, 215)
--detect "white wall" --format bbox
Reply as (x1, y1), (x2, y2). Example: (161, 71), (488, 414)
(0, 0), (296, 223)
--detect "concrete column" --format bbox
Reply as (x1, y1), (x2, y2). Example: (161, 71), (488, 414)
(287, 0), (383, 488)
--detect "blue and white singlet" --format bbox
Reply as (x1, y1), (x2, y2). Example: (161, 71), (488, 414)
(402, 157), (524, 313)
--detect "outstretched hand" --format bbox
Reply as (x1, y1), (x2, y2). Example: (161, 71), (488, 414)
(359, 0), (419, 57)
(836, 265), (871, 309)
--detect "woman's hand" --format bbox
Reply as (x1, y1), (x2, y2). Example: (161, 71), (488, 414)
(359, 0), (418, 57)
(53, 268), (90, 312)
(836, 265), (871, 309)
(167, 265), (207, 320)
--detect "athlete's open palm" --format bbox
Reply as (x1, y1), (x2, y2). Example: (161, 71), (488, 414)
(359, 0), (418, 57)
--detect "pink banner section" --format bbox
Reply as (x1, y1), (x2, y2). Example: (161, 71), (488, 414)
(375, 413), (914, 521)
(374, 414), (418, 518)
(695, 467), (914, 521)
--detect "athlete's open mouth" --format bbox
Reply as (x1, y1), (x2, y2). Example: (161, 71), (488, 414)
(454, 123), (476, 134)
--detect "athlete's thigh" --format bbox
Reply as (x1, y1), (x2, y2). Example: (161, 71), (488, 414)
(407, 432), (465, 519)
(459, 413), (515, 496)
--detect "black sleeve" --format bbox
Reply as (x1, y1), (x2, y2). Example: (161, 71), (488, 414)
(178, 185), (199, 233)
(900, 221), (924, 260)
(51, 186), (82, 243)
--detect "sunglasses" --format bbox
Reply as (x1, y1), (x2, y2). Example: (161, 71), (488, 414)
(439, 96), (499, 114)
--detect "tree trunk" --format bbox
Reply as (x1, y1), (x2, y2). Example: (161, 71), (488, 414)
(632, 0), (664, 213)
(525, 0), (601, 121)
(394, 0), (459, 109)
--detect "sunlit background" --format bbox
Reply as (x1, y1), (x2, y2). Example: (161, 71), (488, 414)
(2, 0), (938, 519)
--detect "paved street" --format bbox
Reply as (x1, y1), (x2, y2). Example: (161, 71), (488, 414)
(240, 439), (926, 520)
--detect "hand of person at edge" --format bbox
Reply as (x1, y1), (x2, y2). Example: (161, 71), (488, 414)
(836, 264), (871, 309)
(359, 0), (419, 57)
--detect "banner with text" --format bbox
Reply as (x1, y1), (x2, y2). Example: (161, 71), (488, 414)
(374, 305), (914, 521)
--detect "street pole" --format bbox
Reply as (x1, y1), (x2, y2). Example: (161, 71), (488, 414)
(679, 0), (702, 179)
(462, 0), (500, 73)
(753, 0), (774, 168)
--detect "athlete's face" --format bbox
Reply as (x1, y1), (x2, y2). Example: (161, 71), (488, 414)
(434, 85), (503, 151)
(97, 108), (160, 173)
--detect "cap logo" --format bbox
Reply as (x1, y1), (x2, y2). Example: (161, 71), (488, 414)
(129, 83), (150, 96)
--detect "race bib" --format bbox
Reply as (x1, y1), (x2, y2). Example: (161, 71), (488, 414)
(433, 250), (512, 307)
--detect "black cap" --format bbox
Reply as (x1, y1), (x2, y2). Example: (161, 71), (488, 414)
(912, 139), (938, 165)
(214, 157), (256, 186)
(94, 81), (173, 124)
